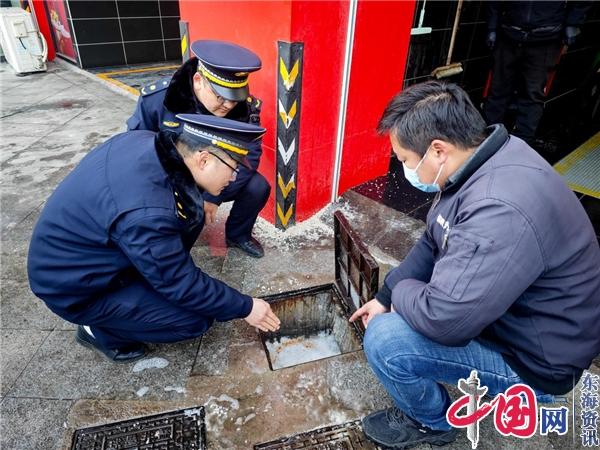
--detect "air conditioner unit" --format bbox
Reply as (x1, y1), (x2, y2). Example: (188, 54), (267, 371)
(0, 7), (47, 75)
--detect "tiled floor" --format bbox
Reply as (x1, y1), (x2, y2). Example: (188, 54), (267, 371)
(1, 60), (598, 450)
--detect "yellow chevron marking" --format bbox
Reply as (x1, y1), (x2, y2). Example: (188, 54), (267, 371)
(279, 57), (300, 90)
(277, 173), (296, 198)
(181, 34), (188, 56)
(276, 203), (294, 228)
(278, 99), (297, 128)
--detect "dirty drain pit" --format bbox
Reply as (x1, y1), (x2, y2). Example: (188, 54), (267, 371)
(261, 285), (363, 370)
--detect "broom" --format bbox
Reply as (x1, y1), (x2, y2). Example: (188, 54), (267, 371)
(432, 0), (464, 79)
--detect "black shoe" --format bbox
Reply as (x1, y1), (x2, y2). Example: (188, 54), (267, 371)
(362, 407), (458, 449)
(226, 236), (264, 258)
(75, 325), (147, 363)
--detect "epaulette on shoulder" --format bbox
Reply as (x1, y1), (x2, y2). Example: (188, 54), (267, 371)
(247, 95), (262, 112)
(140, 78), (170, 97)
(246, 95), (262, 124)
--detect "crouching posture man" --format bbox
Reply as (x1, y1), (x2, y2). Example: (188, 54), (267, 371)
(350, 81), (600, 448)
(28, 114), (280, 363)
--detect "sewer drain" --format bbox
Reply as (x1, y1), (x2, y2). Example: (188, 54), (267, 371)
(70, 406), (206, 450)
(254, 420), (380, 449)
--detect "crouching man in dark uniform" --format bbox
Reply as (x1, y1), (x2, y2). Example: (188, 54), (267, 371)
(127, 40), (269, 258)
(350, 81), (600, 448)
(27, 114), (280, 363)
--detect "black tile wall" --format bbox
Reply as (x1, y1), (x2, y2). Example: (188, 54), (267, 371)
(164, 39), (181, 60)
(68, 1), (118, 19)
(159, 0), (180, 18)
(74, 19), (122, 45)
(162, 17), (180, 39)
(117, 0), (160, 17)
(404, 0), (488, 92)
(124, 41), (165, 65)
(78, 43), (126, 67)
(120, 17), (163, 41)
(68, 0), (181, 68)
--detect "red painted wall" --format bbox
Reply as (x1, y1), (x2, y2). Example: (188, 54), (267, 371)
(180, 1), (415, 223)
(180, 0), (349, 223)
(338, 0), (415, 195)
(290, 1), (349, 221)
(31, 0), (56, 61)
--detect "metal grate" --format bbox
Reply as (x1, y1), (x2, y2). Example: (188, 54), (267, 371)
(70, 406), (206, 450)
(334, 211), (379, 313)
(254, 420), (380, 449)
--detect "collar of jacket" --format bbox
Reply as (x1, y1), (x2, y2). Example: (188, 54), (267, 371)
(155, 130), (204, 223)
(163, 57), (251, 123)
(444, 124), (509, 192)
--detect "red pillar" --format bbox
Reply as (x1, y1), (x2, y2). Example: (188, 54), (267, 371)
(179, 0), (415, 225)
(31, 0), (56, 61)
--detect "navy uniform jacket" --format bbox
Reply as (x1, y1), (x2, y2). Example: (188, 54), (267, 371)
(27, 130), (253, 323)
(126, 57), (263, 205)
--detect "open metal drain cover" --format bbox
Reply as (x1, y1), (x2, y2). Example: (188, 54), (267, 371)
(70, 406), (206, 450)
(254, 420), (381, 449)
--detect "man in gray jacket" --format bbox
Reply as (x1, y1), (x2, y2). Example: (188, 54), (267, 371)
(350, 81), (600, 448)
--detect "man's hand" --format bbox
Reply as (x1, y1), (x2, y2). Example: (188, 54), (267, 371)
(349, 299), (389, 328)
(244, 298), (281, 332)
(204, 201), (219, 224)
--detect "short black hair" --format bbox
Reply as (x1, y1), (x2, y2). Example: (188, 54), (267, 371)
(175, 133), (211, 156)
(378, 81), (487, 156)
(175, 133), (230, 162)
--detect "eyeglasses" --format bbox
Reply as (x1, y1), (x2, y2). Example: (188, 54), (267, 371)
(204, 77), (236, 106)
(210, 152), (239, 180)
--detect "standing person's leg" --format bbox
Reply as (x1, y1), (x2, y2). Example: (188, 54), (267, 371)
(224, 172), (270, 257)
(361, 313), (554, 447)
(483, 36), (521, 125)
(512, 40), (562, 144)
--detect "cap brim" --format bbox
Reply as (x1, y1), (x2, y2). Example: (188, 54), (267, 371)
(228, 152), (252, 170)
(211, 82), (249, 103)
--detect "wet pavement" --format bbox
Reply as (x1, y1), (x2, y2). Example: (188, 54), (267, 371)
(1, 60), (598, 449)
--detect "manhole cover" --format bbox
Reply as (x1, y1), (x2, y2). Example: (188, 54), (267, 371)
(70, 406), (206, 450)
(254, 420), (380, 449)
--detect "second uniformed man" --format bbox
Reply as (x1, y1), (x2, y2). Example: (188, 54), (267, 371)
(127, 40), (269, 258)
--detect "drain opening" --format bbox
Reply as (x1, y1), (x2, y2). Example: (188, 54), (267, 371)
(260, 285), (363, 370)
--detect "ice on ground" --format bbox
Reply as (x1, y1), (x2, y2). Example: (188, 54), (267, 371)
(164, 385), (186, 394)
(136, 386), (149, 397)
(253, 200), (360, 250)
(266, 331), (342, 370)
(132, 357), (169, 373)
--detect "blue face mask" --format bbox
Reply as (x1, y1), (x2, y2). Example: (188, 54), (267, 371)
(401, 146), (445, 193)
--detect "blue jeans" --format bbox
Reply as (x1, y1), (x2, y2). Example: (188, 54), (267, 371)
(363, 313), (556, 431)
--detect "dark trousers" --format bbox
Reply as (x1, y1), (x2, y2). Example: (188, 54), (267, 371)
(483, 36), (562, 144)
(67, 277), (214, 349)
(220, 172), (270, 242)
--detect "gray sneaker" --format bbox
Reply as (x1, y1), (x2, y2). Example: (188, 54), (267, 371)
(362, 407), (458, 449)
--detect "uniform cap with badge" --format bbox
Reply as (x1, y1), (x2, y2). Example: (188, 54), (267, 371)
(176, 113), (265, 169)
(192, 40), (262, 103)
